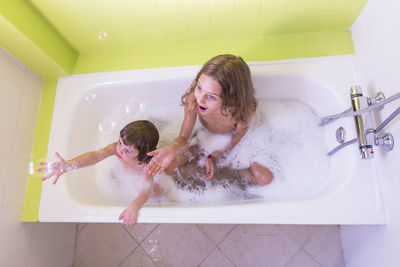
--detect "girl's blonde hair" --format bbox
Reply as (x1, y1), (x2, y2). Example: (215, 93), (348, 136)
(182, 54), (257, 124)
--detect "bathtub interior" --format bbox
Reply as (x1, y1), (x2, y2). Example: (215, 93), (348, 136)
(56, 62), (359, 208)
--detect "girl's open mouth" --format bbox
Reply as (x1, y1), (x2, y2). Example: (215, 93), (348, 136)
(198, 105), (207, 112)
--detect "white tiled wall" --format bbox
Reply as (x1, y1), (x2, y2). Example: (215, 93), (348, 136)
(0, 48), (76, 267)
(342, 0), (400, 267)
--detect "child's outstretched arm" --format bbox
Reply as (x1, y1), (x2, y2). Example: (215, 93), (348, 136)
(40, 143), (117, 184)
(119, 167), (154, 225)
(147, 92), (197, 175)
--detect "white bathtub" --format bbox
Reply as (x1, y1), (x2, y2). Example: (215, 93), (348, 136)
(39, 55), (386, 224)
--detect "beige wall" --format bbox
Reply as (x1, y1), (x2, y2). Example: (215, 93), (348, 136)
(342, 0), (400, 266)
(0, 47), (76, 267)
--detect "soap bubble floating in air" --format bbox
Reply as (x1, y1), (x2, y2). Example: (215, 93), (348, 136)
(84, 93), (97, 103)
(98, 117), (118, 135)
(124, 98), (146, 119)
(29, 158), (53, 178)
(98, 31), (108, 42)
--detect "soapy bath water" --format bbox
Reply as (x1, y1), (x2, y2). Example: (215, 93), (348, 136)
(95, 98), (330, 205)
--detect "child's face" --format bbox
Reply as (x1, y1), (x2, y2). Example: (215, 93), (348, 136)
(116, 138), (139, 161)
(194, 74), (223, 115)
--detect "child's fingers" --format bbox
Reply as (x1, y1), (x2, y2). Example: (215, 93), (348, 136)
(147, 150), (158, 156)
(148, 164), (161, 175)
(55, 152), (64, 162)
(41, 173), (53, 180)
(37, 168), (48, 173)
(52, 175), (60, 185)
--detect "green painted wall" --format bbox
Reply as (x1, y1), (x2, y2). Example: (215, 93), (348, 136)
(0, 0), (77, 78)
(1, 0), (367, 77)
(21, 78), (58, 222)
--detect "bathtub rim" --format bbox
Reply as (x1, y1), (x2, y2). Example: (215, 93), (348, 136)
(37, 55), (386, 224)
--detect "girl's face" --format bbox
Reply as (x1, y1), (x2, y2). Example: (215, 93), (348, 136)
(194, 74), (223, 115)
(116, 138), (139, 161)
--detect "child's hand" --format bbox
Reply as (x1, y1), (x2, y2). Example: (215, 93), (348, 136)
(119, 204), (139, 226)
(204, 157), (215, 180)
(40, 152), (68, 185)
(147, 148), (175, 175)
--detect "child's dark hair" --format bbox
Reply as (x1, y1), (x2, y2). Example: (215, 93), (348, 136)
(182, 54), (257, 124)
(119, 120), (159, 164)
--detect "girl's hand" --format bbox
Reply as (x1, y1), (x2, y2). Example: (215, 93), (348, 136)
(147, 148), (175, 175)
(119, 204), (139, 226)
(40, 152), (68, 185)
(204, 157), (215, 180)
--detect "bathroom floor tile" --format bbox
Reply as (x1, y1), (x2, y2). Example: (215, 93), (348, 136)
(218, 224), (300, 267)
(286, 249), (321, 267)
(124, 223), (158, 243)
(30, 222), (76, 253)
(303, 225), (345, 267)
(141, 223), (214, 267)
(278, 224), (324, 247)
(75, 223), (137, 267)
(120, 246), (155, 267)
(199, 247), (234, 267)
(77, 223), (87, 233)
(197, 224), (236, 244)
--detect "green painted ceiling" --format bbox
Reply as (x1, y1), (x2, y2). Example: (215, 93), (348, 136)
(0, 0), (368, 77)
(30, 0), (365, 53)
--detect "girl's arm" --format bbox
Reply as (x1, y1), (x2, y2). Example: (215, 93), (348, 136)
(211, 121), (249, 158)
(65, 142), (117, 169)
(119, 167), (154, 225)
(204, 121), (250, 180)
(147, 92), (197, 175)
(41, 143), (117, 184)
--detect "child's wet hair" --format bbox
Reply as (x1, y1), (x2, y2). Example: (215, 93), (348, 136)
(182, 54), (257, 124)
(119, 120), (159, 164)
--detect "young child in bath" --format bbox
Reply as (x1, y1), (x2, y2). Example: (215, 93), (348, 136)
(40, 120), (164, 226)
(147, 54), (274, 186)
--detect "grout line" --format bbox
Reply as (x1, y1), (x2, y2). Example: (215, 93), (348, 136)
(302, 248), (323, 267)
(138, 223), (159, 245)
(136, 224), (161, 266)
(70, 223), (80, 267)
(282, 246), (303, 267)
(139, 242), (158, 266)
(194, 224), (218, 266)
(217, 246), (237, 267)
(178, 0), (191, 42)
(24, 222), (34, 267)
(118, 245), (139, 267)
(196, 246), (217, 267)
(217, 224), (237, 246)
(256, 0), (264, 37)
(207, 0), (214, 40)
(215, 224), (239, 267)
(121, 223), (140, 244)
(122, 223), (159, 245)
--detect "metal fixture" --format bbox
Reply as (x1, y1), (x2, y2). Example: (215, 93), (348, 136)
(350, 86), (375, 159)
(368, 92), (385, 110)
(336, 127), (346, 144)
(375, 133), (394, 151)
(322, 86), (399, 158)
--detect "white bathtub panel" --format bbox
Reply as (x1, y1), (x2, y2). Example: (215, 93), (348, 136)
(39, 55), (385, 224)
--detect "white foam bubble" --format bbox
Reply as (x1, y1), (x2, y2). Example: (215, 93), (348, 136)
(95, 97), (331, 205)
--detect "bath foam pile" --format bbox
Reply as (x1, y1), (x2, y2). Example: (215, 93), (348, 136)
(95, 98), (331, 205)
